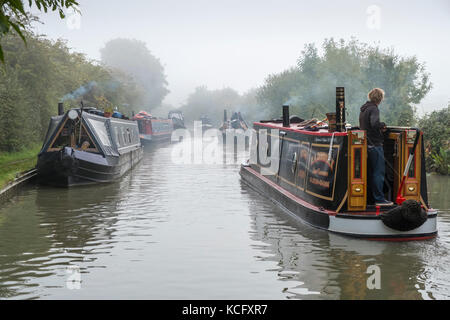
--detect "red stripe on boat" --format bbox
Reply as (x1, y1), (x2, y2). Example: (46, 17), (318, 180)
(366, 235), (437, 242)
(244, 166), (336, 215)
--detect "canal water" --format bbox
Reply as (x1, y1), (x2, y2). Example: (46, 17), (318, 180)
(0, 140), (449, 299)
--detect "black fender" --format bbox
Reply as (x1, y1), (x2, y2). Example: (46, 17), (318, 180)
(381, 200), (427, 231)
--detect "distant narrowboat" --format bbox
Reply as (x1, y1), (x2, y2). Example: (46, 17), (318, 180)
(37, 103), (143, 187)
(199, 115), (213, 133)
(220, 110), (250, 147)
(168, 110), (186, 130)
(132, 111), (174, 144)
(241, 88), (437, 241)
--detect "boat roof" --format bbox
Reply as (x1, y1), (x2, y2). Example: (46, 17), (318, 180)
(41, 109), (141, 156)
(133, 111), (154, 120)
(254, 121), (348, 136)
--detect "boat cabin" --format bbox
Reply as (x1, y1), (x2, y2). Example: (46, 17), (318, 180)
(242, 87), (436, 240)
(248, 89), (429, 214)
(41, 107), (140, 157)
(37, 105), (142, 187)
(132, 111), (173, 143)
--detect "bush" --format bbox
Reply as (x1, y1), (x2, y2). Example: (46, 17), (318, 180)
(419, 106), (450, 175)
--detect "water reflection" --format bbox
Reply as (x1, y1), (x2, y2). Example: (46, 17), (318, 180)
(0, 147), (172, 299)
(427, 174), (450, 213)
(0, 177), (128, 298)
(243, 173), (450, 300)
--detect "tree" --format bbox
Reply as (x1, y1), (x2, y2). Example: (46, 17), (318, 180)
(0, 0), (79, 61)
(257, 38), (432, 126)
(179, 86), (242, 125)
(0, 24), (146, 152)
(100, 38), (169, 110)
(419, 105), (450, 175)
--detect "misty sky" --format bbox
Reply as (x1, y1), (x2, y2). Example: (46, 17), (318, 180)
(32, 0), (449, 114)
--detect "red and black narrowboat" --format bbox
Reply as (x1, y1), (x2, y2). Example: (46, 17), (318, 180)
(240, 88), (437, 241)
(133, 111), (174, 144)
(37, 103), (143, 187)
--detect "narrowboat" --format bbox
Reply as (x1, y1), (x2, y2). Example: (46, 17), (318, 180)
(240, 87), (438, 241)
(200, 115), (213, 133)
(168, 110), (186, 130)
(132, 111), (174, 144)
(37, 103), (143, 187)
(220, 110), (249, 132)
(220, 110), (250, 148)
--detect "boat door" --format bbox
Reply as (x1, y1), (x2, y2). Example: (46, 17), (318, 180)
(347, 130), (368, 211)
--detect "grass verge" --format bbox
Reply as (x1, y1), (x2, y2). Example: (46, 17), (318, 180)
(0, 144), (41, 189)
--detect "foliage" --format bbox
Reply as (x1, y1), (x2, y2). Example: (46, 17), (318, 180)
(419, 106), (450, 175)
(0, 143), (40, 188)
(178, 86), (262, 126)
(257, 38), (432, 126)
(0, 0), (79, 62)
(430, 149), (450, 176)
(100, 38), (169, 110)
(0, 26), (146, 152)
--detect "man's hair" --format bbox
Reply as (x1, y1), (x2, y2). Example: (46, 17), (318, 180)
(368, 88), (385, 105)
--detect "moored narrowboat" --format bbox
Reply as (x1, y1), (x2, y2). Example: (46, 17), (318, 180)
(168, 110), (186, 130)
(37, 103), (143, 187)
(132, 111), (174, 144)
(240, 88), (437, 241)
(220, 110), (250, 148)
(199, 115), (213, 133)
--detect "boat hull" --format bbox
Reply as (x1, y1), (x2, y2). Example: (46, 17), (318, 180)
(139, 133), (172, 145)
(240, 165), (437, 241)
(37, 147), (143, 187)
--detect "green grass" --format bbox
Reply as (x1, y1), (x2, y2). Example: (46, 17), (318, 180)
(0, 144), (41, 189)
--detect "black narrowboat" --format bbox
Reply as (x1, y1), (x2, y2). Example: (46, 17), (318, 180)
(37, 104), (143, 187)
(132, 111), (174, 144)
(220, 110), (250, 147)
(241, 88), (438, 241)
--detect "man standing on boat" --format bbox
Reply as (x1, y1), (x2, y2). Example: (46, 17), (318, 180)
(359, 88), (393, 207)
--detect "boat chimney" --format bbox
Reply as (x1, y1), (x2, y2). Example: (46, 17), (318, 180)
(336, 87), (346, 132)
(224, 109), (227, 122)
(58, 102), (64, 116)
(282, 105), (290, 127)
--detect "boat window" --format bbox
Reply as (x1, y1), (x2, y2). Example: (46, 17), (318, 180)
(279, 140), (299, 186)
(297, 143), (310, 190)
(137, 121), (144, 134)
(114, 127), (122, 147)
(408, 147), (416, 178)
(123, 128), (128, 145)
(74, 124), (98, 153)
(354, 148), (362, 179)
(49, 118), (72, 150)
(126, 128), (131, 144)
(49, 119), (98, 153)
(88, 118), (111, 147)
(305, 144), (339, 201)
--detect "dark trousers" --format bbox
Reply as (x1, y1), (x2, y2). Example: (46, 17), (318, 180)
(367, 145), (386, 203)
